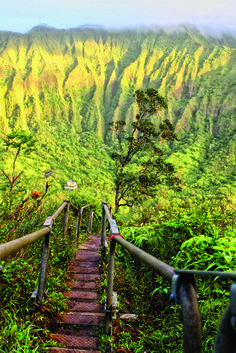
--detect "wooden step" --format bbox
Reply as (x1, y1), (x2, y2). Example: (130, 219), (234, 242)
(47, 348), (99, 353)
(63, 291), (99, 300)
(58, 312), (103, 325)
(68, 267), (100, 274)
(67, 302), (103, 312)
(71, 256), (99, 261)
(75, 255), (100, 261)
(50, 335), (98, 349)
(67, 281), (97, 290)
(70, 274), (100, 281)
(78, 245), (100, 251)
(48, 234), (102, 352)
(69, 263), (99, 269)
(76, 250), (99, 256)
(56, 327), (96, 336)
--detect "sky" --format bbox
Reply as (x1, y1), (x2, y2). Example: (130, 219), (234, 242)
(0, 0), (235, 34)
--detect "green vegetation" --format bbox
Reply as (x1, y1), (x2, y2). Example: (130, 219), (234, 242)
(0, 131), (103, 352)
(0, 26), (235, 197)
(0, 25), (235, 352)
(1, 130), (39, 216)
(0, 198), (80, 352)
(110, 88), (181, 212)
(100, 195), (236, 352)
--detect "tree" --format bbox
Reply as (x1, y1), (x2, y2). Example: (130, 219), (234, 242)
(1, 130), (51, 220)
(1, 130), (37, 213)
(2, 130), (37, 192)
(110, 88), (181, 213)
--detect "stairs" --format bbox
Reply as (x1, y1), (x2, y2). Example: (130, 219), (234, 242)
(48, 235), (103, 353)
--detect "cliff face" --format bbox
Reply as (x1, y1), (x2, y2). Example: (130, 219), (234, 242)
(0, 26), (235, 189)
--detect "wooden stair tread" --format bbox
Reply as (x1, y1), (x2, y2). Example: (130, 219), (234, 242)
(58, 312), (103, 325)
(67, 281), (97, 289)
(63, 291), (99, 300)
(49, 234), (103, 352)
(70, 274), (100, 281)
(68, 266), (100, 274)
(50, 334), (98, 349)
(66, 302), (103, 312)
(47, 348), (99, 353)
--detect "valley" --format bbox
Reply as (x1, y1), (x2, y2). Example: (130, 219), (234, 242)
(0, 25), (235, 205)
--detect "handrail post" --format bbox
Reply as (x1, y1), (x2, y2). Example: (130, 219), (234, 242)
(36, 230), (51, 303)
(213, 304), (236, 353)
(105, 237), (116, 335)
(77, 208), (83, 242)
(75, 209), (79, 241)
(178, 279), (202, 353)
(213, 281), (236, 353)
(101, 201), (107, 250)
(87, 204), (93, 234)
(63, 200), (70, 237)
(90, 212), (94, 234)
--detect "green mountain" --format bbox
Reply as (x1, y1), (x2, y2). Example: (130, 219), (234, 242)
(0, 26), (235, 202)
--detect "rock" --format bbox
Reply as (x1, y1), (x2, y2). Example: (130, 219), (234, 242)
(119, 314), (137, 320)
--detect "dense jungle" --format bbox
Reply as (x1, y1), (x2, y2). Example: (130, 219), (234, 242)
(0, 25), (235, 352)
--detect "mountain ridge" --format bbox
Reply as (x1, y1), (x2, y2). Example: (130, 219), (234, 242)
(1, 23), (236, 37)
(0, 26), (235, 196)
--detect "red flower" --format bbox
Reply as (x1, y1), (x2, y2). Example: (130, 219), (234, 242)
(30, 191), (43, 200)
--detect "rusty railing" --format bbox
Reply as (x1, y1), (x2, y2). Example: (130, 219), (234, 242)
(101, 201), (236, 353)
(0, 200), (93, 304)
(77, 203), (93, 241)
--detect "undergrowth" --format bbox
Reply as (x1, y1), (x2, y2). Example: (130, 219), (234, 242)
(1, 156), (235, 352)
(101, 197), (236, 352)
(0, 198), (89, 352)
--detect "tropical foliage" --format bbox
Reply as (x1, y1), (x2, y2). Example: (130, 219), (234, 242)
(110, 88), (181, 212)
(0, 26), (235, 197)
(0, 25), (235, 352)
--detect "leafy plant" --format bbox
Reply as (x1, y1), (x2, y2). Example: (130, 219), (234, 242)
(1, 130), (38, 215)
(0, 311), (42, 353)
(0, 202), (81, 352)
(2, 129), (37, 193)
(105, 194), (236, 352)
(110, 88), (181, 213)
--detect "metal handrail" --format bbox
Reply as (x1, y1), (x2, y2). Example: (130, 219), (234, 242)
(0, 201), (68, 261)
(0, 227), (50, 261)
(0, 200), (93, 305)
(101, 201), (236, 353)
(77, 203), (93, 241)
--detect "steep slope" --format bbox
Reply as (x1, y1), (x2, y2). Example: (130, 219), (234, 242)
(0, 26), (235, 195)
